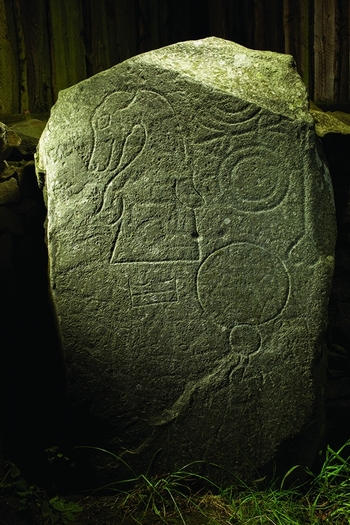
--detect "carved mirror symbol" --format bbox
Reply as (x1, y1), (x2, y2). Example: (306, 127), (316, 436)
(229, 324), (261, 356)
(197, 243), (290, 356)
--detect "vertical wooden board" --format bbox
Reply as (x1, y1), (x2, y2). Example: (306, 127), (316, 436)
(104, 0), (118, 66)
(136, 0), (146, 54)
(230, 0), (255, 48)
(253, 0), (265, 49)
(188, 0), (209, 39)
(207, 0), (229, 38)
(0, 0), (19, 113)
(136, 0), (171, 53)
(314, 0), (336, 103)
(337, 0), (349, 103)
(166, 0), (192, 44)
(146, 0), (161, 50)
(299, 0), (312, 94)
(165, 0), (208, 41)
(158, 0), (170, 47)
(283, 0), (311, 92)
(48, 0), (86, 99)
(114, 0), (138, 63)
(254, 0), (284, 52)
(333, 0), (341, 102)
(81, 0), (93, 76)
(137, 0), (161, 53)
(268, 0), (285, 51)
(283, 0), (293, 56)
(89, 0), (111, 74)
(18, 0), (52, 113)
(12, 0), (28, 112)
(226, 0), (239, 41)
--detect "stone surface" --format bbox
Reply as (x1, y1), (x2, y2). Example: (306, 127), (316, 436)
(0, 117), (47, 162)
(36, 38), (336, 482)
(0, 122), (21, 160)
(7, 118), (47, 160)
(9, 118), (47, 140)
(309, 102), (350, 137)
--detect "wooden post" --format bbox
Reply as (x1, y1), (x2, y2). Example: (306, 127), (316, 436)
(17, 0), (53, 113)
(47, 0), (87, 101)
(254, 0), (284, 52)
(337, 0), (349, 104)
(314, 0), (337, 103)
(114, 0), (138, 63)
(283, 0), (312, 93)
(0, 0), (19, 113)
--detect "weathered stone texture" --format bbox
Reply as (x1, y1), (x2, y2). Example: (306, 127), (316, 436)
(36, 38), (336, 481)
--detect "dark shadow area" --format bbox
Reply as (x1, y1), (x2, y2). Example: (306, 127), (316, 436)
(0, 161), (98, 492)
(0, 162), (64, 478)
(322, 133), (350, 451)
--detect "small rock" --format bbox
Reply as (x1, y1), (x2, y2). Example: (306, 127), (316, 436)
(0, 122), (21, 161)
(0, 176), (21, 205)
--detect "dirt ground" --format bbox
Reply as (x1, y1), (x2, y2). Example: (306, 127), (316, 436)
(0, 492), (215, 525)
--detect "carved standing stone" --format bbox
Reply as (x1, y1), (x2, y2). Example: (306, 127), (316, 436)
(36, 38), (336, 482)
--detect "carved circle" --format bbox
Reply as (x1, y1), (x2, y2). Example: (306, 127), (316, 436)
(197, 243), (289, 326)
(229, 324), (261, 355)
(220, 146), (289, 211)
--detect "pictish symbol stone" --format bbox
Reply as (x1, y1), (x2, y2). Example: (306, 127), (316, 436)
(36, 37), (336, 483)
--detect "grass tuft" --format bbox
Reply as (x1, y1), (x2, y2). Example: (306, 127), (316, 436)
(304, 441), (350, 524)
(75, 440), (350, 524)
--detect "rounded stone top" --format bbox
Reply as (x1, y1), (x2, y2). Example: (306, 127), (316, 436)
(131, 37), (310, 121)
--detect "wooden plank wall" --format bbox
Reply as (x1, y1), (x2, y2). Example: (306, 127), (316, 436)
(0, 0), (349, 115)
(0, 0), (19, 113)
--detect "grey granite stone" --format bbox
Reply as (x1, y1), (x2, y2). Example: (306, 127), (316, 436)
(0, 122), (21, 161)
(36, 38), (336, 482)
